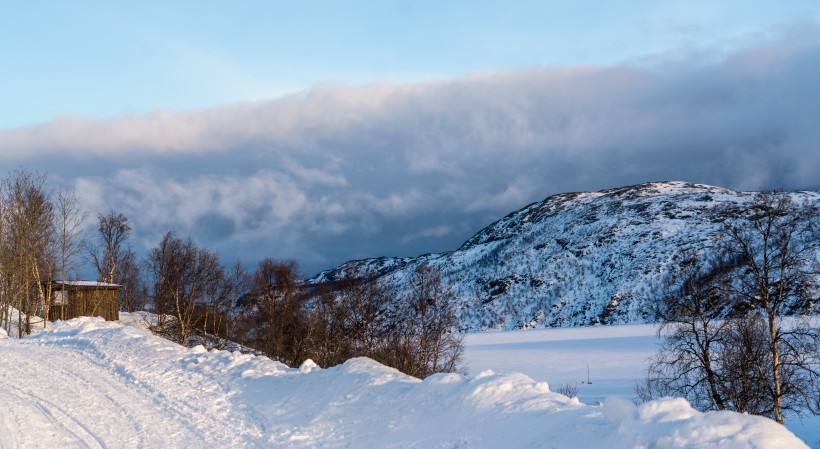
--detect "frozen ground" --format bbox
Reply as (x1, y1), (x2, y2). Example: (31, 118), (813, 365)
(465, 323), (657, 401)
(0, 317), (810, 448)
(464, 323), (820, 448)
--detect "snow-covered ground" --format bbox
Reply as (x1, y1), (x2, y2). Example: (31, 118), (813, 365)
(465, 323), (657, 401)
(0, 317), (810, 448)
(464, 323), (820, 448)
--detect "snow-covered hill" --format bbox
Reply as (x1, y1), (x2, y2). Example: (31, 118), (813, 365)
(311, 182), (820, 331)
(0, 317), (808, 448)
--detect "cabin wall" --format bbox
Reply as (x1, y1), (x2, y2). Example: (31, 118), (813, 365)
(48, 289), (119, 321)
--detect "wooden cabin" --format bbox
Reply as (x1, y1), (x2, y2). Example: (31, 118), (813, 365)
(47, 281), (121, 321)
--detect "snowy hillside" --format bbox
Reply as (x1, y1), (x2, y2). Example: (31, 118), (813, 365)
(311, 181), (820, 331)
(0, 317), (808, 448)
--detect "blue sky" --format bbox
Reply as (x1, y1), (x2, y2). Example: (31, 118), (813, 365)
(1, 2), (819, 275)
(2, 1), (817, 128)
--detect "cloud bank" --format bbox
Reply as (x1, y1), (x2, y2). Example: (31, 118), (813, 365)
(2, 32), (819, 274)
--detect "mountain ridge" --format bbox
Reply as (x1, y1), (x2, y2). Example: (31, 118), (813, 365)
(310, 181), (819, 331)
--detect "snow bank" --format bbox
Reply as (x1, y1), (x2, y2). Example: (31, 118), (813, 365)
(464, 318), (820, 444)
(614, 397), (801, 449)
(0, 317), (807, 448)
(0, 305), (48, 338)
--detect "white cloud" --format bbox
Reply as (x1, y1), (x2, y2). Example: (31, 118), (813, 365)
(2, 28), (819, 274)
(400, 225), (454, 245)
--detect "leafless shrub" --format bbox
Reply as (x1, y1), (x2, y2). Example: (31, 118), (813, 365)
(555, 382), (578, 398)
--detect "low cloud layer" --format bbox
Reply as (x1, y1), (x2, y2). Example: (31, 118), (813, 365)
(2, 32), (819, 274)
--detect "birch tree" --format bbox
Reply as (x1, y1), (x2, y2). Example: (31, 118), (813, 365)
(87, 210), (131, 284)
(53, 188), (88, 320)
(643, 192), (820, 424)
(147, 232), (224, 346)
(1, 170), (55, 335)
(718, 192), (820, 423)
(389, 264), (463, 378)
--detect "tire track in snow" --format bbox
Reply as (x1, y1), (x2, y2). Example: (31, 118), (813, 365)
(0, 338), (224, 448)
(0, 341), (145, 448)
(0, 376), (97, 449)
(48, 333), (264, 447)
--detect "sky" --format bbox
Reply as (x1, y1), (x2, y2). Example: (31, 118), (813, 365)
(1, 1), (819, 275)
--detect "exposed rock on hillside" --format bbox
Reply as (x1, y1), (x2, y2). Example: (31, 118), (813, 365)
(311, 182), (820, 331)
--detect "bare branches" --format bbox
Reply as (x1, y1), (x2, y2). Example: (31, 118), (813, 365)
(643, 192), (820, 424)
(147, 232), (224, 346)
(0, 170), (55, 335)
(87, 210), (131, 284)
(227, 262), (465, 377)
(238, 258), (307, 365)
(53, 188), (88, 321)
(396, 264), (463, 377)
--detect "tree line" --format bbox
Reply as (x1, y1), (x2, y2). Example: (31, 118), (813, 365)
(0, 170), (94, 336)
(0, 169), (463, 378)
(141, 232), (463, 378)
(639, 191), (820, 424)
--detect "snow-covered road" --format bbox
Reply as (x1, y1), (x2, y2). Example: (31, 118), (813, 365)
(0, 322), (258, 448)
(0, 318), (809, 448)
(0, 346), (171, 449)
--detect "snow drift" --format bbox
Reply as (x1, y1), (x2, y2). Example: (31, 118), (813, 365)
(0, 317), (806, 448)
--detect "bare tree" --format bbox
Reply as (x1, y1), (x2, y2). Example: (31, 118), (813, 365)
(117, 248), (147, 312)
(387, 264), (463, 378)
(202, 260), (247, 350)
(304, 283), (353, 367)
(640, 252), (734, 410)
(642, 192), (820, 424)
(146, 232), (174, 327)
(306, 271), (389, 367)
(338, 271), (389, 358)
(1, 170), (55, 335)
(716, 313), (772, 415)
(718, 192), (820, 423)
(88, 210), (131, 284)
(53, 188), (88, 320)
(146, 232), (224, 346)
(240, 258), (308, 365)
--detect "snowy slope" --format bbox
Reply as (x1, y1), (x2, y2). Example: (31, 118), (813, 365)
(311, 181), (820, 331)
(0, 317), (807, 448)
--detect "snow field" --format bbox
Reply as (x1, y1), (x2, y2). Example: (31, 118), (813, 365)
(464, 324), (659, 401)
(0, 317), (810, 448)
(464, 323), (819, 447)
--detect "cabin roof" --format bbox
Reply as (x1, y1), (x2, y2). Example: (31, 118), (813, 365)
(51, 280), (122, 290)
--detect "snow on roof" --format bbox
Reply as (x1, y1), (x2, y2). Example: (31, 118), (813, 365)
(52, 280), (122, 288)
